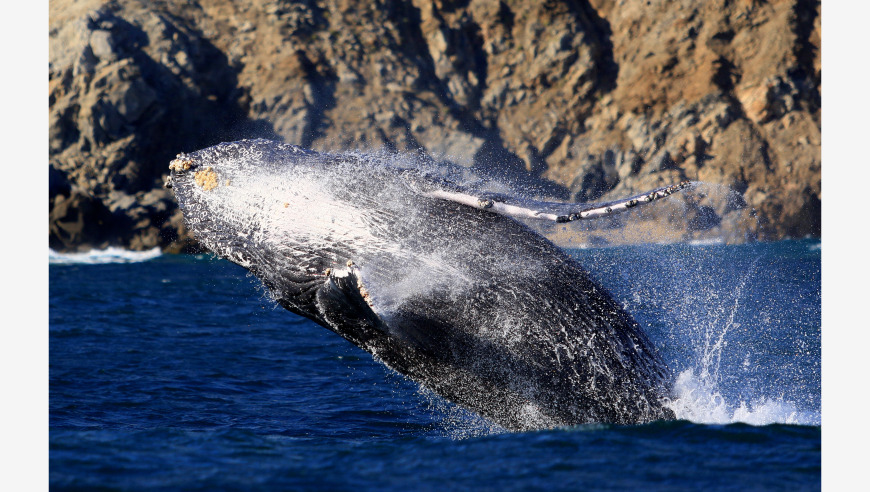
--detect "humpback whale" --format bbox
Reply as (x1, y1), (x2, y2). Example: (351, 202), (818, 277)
(167, 139), (689, 430)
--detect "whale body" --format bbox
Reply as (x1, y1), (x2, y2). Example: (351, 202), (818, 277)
(168, 139), (687, 430)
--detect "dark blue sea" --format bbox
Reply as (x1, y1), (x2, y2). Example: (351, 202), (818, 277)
(50, 240), (821, 491)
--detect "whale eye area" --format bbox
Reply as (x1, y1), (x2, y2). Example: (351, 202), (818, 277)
(194, 166), (219, 191)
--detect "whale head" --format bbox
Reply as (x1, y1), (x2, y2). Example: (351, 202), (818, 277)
(167, 140), (341, 309)
(167, 138), (317, 204)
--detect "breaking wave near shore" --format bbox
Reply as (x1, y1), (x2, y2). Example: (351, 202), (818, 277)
(49, 247), (163, 265)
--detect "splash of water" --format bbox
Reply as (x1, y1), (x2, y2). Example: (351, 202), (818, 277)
(667, 369), (808, 425)
(664, 255), (818, 426)
(413, 385), (507, 439)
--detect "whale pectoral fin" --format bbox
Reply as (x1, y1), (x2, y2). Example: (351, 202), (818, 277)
(315, 267), (451, 357)
(424, 181), (695, 222)
(314, 269), (389, 351)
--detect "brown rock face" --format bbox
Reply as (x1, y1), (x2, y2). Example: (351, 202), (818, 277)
(49, 0), (820, 251)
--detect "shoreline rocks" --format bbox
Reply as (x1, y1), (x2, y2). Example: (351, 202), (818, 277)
(49, 0), (820, 252)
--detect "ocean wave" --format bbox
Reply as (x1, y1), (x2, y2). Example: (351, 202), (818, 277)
(687, 237), (725, 246)
(49, 247), (163, 265)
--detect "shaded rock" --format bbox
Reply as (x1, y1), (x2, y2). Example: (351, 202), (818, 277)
(49, 164), (71, 199)
(49, 188), (118, 252)
(570, 150), (620, 202)
(687, 205), (722, 232)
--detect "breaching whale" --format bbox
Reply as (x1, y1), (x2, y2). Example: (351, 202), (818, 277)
(167, 139), (689, 430)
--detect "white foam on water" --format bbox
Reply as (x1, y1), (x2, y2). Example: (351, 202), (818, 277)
(687, 237), (724, 246)
(666, 369), (817, 426)
(49, 247), (162, 265)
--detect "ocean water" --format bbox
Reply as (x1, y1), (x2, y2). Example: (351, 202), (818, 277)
(50, 240), (821, 490)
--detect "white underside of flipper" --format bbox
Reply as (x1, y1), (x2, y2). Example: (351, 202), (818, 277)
(424, 181), (695, 223)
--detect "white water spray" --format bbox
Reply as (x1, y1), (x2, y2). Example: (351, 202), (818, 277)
(664, 255), (818, 426)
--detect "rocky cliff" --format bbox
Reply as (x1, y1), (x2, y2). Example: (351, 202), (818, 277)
(49, 0), (820, 252)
